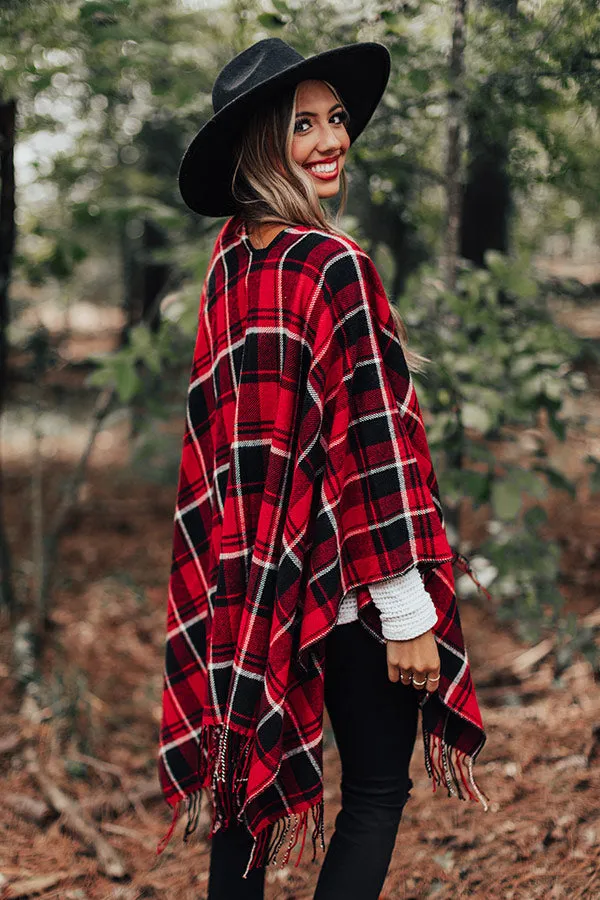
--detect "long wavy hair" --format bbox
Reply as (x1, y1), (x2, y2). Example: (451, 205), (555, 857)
(230, 80), (429, 374)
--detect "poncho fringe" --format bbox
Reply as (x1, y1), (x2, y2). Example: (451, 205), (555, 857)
(157, 722), (327, 875)
(157, 550), (492, 876)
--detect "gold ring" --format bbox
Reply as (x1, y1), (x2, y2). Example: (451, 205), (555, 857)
(412, 679), (426, 688)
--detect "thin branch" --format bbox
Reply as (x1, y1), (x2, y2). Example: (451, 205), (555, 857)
(25, 746), (129, 880)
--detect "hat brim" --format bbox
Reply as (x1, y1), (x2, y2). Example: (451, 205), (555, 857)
(178, 42), (391, 217)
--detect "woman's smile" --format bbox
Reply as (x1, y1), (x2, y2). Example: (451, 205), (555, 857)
(303, 155), (341, 180)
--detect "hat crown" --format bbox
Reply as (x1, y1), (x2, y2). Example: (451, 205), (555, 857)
(212, 38), (305, 114)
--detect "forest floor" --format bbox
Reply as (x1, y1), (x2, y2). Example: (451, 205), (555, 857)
(1, 263), (599, 900)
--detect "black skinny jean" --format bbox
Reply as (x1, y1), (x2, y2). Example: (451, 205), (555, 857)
(207, 620), (420, 900)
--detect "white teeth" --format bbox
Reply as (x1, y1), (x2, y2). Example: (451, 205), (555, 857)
(308, 161), (337, 174)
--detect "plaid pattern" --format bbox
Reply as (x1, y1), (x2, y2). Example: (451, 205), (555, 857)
(158, 214), (489, 874)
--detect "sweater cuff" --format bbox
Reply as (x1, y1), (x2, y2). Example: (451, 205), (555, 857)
(367, 566), (438, 641)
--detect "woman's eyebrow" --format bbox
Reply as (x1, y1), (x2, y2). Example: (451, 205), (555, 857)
(295, 103), (344, 117)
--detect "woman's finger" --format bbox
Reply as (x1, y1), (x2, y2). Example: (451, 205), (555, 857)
(425, 671), (441, 693)
(388, 661), (400, 683)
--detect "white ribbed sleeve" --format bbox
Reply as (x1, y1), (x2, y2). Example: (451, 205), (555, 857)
(337, 566), (438, 641)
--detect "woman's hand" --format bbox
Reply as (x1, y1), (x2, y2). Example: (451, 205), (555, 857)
(386, 629), (441, 693)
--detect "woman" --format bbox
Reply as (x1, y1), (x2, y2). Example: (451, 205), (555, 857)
(158, 37), (489, 900)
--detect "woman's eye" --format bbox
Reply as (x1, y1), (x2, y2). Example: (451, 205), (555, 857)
(332, 110), (350, 126)
(294, 117), (311, 134)
(293, 109), (350, 135)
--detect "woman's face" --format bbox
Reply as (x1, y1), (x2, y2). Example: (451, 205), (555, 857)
(291, 79), (351, 199)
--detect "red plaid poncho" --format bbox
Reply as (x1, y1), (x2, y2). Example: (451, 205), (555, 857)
(158, 214), (489, 875)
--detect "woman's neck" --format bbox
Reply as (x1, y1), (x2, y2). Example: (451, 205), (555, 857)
(246, 220), (287, 250)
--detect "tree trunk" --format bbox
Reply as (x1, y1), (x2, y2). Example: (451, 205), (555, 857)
(444, 0), (468, 291)
(0, 99), (16, 411)
(349, 158), (428, 301)
(120, 216), (167, 346)
(140, 218), (168, 333)
(0, 98), (16, 616)
(460, 0), (517, 267)
(443, 3), (468, 542)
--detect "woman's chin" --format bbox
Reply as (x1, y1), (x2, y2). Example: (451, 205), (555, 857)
(314, 178), (341, 199)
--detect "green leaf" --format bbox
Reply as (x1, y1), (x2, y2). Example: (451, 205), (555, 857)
(409, 69), (431, 93)
(523, 505), (548, 530)
(512, 355), (536, 377)
(257, 12), (286, 28)
(79, 2), (118, 22)
(491, 481), (522, 521)
(462, 402), (492, 434)
(130, 324), (153, 358)
(71, 243), (88, 264)
(86, 365), (114, 389)
(113, 357), (142, 403)
(484, 250), (506, 278)
(389, 36), (410, 53)
(48, 244), (72, 279)
(509, 467), (547, 501)
(460, 469), (491, 506)
(145, 348), (162, 374)
(547, 410), (567, 441)
(532, 464), (576, 497)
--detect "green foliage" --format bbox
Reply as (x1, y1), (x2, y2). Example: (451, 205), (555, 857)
(253, 0), (600, 279)
(404, 253), (582, 449)
(5, 0), (600, 289)
(401, 253), (596, 666)
(87, 318), (188, 403)
(85, 289), (200, 482)
(1, 0), (222, 287)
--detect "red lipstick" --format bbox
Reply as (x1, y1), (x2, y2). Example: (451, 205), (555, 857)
(303, 154), (341, 181)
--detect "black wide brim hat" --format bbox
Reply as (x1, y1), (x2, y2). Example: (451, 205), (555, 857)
(178, 37), (391, 218)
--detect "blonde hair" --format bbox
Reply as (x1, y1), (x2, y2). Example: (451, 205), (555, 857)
(230, 81), (429, 374)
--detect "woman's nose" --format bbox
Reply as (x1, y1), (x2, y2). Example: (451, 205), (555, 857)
(317, 122), (343, 153)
